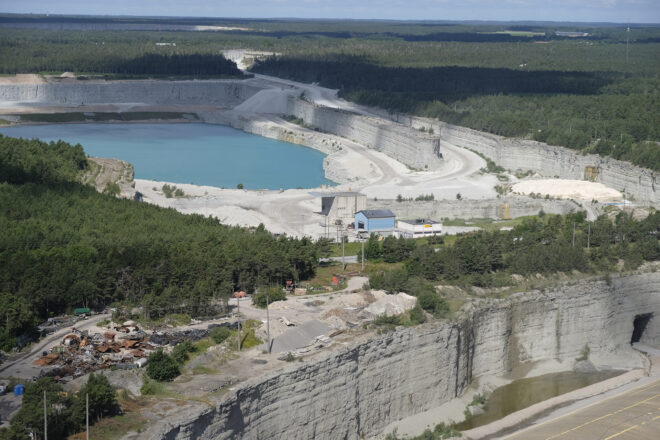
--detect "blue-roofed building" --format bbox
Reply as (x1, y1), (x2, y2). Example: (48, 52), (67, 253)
(355, 209), (395, 236)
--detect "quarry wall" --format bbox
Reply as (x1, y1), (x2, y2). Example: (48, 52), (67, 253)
(2, 79), (656, 206)
(143, 271), (660, 440)
(391, 114), (659, 207)
(377, 196), (580, 221)
(0, 79), (263, 107)
(285, 97), (444, 171)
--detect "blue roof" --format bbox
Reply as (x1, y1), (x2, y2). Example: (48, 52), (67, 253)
(356, 209), (395, 219)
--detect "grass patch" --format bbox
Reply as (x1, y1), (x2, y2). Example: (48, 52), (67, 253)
(191, 365), (218, 375)
(135, 313), (191, 329)
(329, 241), (362, 257)
(307, 260), (403, 288)
(0, 118), (10, 125)
(442, 216), (534, 232)
(68, 412), (147, 440)
(68, 389), (149, 439)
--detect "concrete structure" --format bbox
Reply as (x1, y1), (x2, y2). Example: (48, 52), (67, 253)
(396, 219), (442, 238)
(319, 192), (366, 226)
(355, 209), (396, 236)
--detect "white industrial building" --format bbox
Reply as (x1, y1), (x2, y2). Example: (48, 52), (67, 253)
(317, 192), (367, 226)
(396, 219), (442, 238)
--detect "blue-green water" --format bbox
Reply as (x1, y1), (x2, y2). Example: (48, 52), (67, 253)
(0, 123), (333, 190)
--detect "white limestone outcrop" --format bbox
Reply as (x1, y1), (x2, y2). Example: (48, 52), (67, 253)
(0, 79), (263, 107)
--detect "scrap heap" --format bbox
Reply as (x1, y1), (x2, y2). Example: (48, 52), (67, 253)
(33, 323), (155, 379)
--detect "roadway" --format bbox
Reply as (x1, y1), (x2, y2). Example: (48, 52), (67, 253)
(502, 379), (660, 440)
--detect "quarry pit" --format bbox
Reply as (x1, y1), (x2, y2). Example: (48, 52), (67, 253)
(0, 72), (658, 439)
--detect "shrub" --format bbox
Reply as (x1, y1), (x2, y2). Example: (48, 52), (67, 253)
(139, 381), (160, 395)
(409, 303), (427, 325)
(171, 340), (197, 364)
(211, 326), (232, 344)
(146, 349), (180, 382)
(240, 329), (262, 349)
(252, 287), (286, 308)
(417, 289), (449, 318)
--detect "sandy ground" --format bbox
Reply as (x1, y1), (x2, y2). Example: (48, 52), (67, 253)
(512, 179), (622, 202)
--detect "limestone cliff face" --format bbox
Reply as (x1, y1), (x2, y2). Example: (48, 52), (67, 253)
(142, 271), (659, 440)
(286, 97), (443, 171)
(0, 79), (262, 107)
(391, 115), (658, 207)
(378, 196), (580, 221)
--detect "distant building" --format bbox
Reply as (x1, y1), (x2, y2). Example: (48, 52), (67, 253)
(397, 219), (442, 239)
(355, 209), (396, 236)
(155, 42), (176, 46)
(555, 31), (590, 37)
(319, 192), (367, 226)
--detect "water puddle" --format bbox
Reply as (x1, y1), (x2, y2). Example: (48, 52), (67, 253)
(455, 370), (623, 430)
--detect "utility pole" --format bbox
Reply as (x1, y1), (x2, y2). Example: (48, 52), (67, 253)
(341, 233), (345, 271)
(266, 290), (271, 353)
(572, 222), (576, 247)
(86, 393), (89, 440)
(43, 390), (47, 440)
(237, 297), (241, 352)
(361, 239), (365, 272)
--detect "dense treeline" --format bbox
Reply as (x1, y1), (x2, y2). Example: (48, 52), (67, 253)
(0, 49), (242, 77)
(252, 55), (660, 171)
(368, 211), (660, 293)
(0, 23), (658, 166)
(0, 135), (320, 349)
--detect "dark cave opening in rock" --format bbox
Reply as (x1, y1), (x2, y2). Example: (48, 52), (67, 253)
(631, 313), (653, 344)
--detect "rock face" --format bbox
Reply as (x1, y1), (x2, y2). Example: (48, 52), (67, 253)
(286, 97), (444, 171)
(392, 114), (658, 207)
(0, 79), (263, 107)
(141, 271), (660, 440)
(378, 196), (580, 221)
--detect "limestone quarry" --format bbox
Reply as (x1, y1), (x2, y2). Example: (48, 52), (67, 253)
(133, 269), (660, 440)
(0, 72), (658, 439)
(1, 73), (656, 237)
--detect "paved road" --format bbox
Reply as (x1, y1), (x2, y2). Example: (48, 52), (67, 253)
(503, 379), (660, 440)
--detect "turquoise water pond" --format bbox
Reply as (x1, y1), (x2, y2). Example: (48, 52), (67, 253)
(0, 123), (333, 190)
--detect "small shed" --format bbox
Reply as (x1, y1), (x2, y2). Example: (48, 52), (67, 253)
(355, 209), (396, 236)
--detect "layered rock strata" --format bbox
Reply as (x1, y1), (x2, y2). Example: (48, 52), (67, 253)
(378, 196), (581, 221)
(142, 271), (660, 440)
(285, 97), (444, 171)
(389, 114), (659, 207)
(0, 79), (263, 107)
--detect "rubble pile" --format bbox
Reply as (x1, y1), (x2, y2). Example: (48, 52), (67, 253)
(33, 325), (155, 379)
(32, 321), (239, 379)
